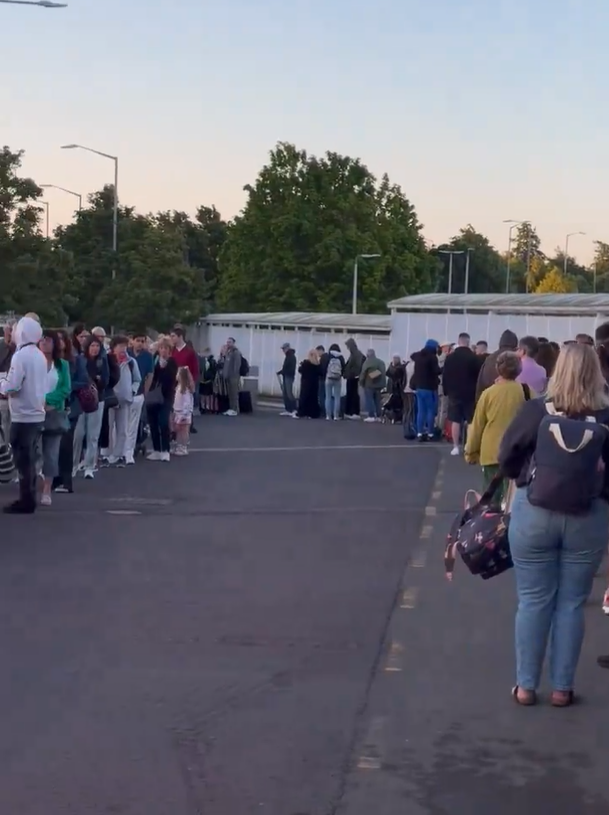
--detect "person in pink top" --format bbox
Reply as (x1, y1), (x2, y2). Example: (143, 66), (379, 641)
(516, 336), (548, 395)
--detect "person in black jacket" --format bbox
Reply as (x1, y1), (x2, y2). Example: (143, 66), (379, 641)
(147, 339), (178, 461)
(498, 343), (609, 706)
(410, 339), (440, 440)
(278, 343), (297, 416)
(442, 332), (481, 455)
(316, 345), (329, 416)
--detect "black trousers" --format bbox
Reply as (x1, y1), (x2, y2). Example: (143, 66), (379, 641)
(345, 378), (360, 416)
(53, 420), (75, 491)
(148, 403), (171, 452)
(11, 422), (43, 507)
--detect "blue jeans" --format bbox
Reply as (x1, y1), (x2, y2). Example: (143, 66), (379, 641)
(281, 376), (296, 413)
(415, 389), (437, 436)
(325, 379), (342, 419)
(364, 388), (381, 418)
(509, 487), (608, 691)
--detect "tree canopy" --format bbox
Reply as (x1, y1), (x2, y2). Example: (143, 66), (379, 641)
(0, 141), (595, 328)
(217, 143), (436, 313)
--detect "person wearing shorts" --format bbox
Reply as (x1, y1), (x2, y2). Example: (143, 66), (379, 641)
(441, 332), (480, 456)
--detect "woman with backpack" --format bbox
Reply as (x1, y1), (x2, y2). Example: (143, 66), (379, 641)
(325, 344), (345, 421)
(499, 343), (609, 707)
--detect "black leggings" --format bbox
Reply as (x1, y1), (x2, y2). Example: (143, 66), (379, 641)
(148, 403), (171, 452)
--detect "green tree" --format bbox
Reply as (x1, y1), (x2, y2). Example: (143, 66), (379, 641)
(592, 241), (609, 293)
(545, 247), (592, 293)
(513, 222), (543, 265)
(535, 266), (576, 293)
(434, 225), (504, 293)
(217, 142), (433, 312)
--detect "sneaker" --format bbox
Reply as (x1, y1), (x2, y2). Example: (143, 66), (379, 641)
(333, 416), (341, 421)
(115, 457), (126, 468)
(40, 494), (52, 507)
(99, 457), (110, 468)
(451, 446), (460, 456)
(279, 411), (291, 416)
(125, 455), (135, 466)
(326, 416), (332, 421)
(84, 469), (95, 480)
(147, 451), (162, 461)
(417, 434), (426, 443)
(160, 451), (171, 462)
(174, 446), (188, 456)
(226, 410), (238, 417)
(602, 589), (609, 615)
(53, 485), (72, 494)
(364, 417), (376, 423)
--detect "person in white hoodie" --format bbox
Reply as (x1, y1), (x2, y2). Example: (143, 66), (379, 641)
(0, 316), (47, 513)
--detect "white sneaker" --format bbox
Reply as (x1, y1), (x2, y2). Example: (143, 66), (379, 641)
(84, 469), (95, 480)
(450, 446), (460, 456)
(279, 411), (291, 416)
(602, 590), (609, 615)
(291, 413), (299, 419)
(326, 416), (332, 421)
(174, 446), (188, 456)
(160, 451), (171, 462)
(40, 494), (52, 506)
(125, 455), (135, 465)
(225, 410), (238, 417)
(364, 417), (376, 423)
(107, 456), (119, 465)
(147, 451), (161, 461)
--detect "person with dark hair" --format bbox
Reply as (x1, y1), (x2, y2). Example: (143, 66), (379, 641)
(476, 330), (518, 401)
(107, 335), (141, 466)
(38, 329), (71, 506)
(170, 327), (199, 385)
(72, 323), (88, 355)
(442, 332), (479, 455)
(516, 335), (547, 394)
(147, 338), (178, 461)
(73, 336), (109, 479)
(576, 333), (594, 346)
(315, 345), (329, 415)
(343, 339), (366, 419)
(595, 321), (609, 382)
(536, 341), (559, 379)
(324, 343), (345, 420)
(410, 339), (441, 440)
(0, 320), (16, 440)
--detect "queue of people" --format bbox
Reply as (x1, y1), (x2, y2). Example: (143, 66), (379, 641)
(0, 318), (209, 514)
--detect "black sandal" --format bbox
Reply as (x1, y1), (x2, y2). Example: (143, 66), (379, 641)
(551, 690), (575, 707)
(512, 685), (537, 706)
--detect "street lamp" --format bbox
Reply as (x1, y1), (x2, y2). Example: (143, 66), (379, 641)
(352, 253), (381, 314)
(564, 231), (586, 276)
(61, 144), (118, 273)
(464, 248), (474, 294)
(438, 250), (465, 295)
(40, 201), (50, 238)
(40, 184), (82, 211)
(0, 1), (67, 6)
(503, 219), (528, 293)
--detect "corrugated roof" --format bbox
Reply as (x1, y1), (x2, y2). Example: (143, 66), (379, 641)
(387, 294), (609, 314)
(205, 312), (391, 331)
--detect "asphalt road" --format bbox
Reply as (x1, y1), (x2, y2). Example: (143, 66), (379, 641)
(0, 413), (607, 814)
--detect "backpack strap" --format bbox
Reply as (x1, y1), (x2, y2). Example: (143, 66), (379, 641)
(549, 424), (596, 453)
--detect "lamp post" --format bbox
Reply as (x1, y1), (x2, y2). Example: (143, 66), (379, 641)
(40, 184), (82, 211)
(61, 144), (118, 274)
(564, 231), (586, 276)
(438, 250), (465, 295)
(352, 253), (381, 314)
(40, 201), (50, 238)
(503, 219), (528, 293)
(0, 0), (66, 5)
(464, 247), (474, 294)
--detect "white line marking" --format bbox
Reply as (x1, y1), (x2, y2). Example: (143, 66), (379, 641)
(187, 444), (429, 453)
(400, 587), (418, 609)
(385, 642), (404, 672)
(412, 550), (427, 568)
(420, 524), (433, 539)
(424, 505), (437, 516)
(432, 490), (442, 501)
(357, 716), (386, 770)
(106, 510), (142, 516)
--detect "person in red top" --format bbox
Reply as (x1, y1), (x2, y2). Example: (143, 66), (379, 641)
(170, 327), (199, 384)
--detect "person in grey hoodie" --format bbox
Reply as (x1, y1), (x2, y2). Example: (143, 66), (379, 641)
(108, 335), (141, 466)
(221, 337), (243, 416)
(0, 316), (47, 513)
(343, 338), (366, 418)
(475, 330), (518, 402)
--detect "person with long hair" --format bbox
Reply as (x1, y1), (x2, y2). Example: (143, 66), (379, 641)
(147, 338), (177, 461)
(172, 367), (194, 455)
(296, 349), (322, 419)
(72, 336), (109, 479)
(52, 328), (89, 493)
(499, 344), (609, 706)
(38, 329), (71, 506)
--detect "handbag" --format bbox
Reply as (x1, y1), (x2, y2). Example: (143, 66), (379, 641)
(78, 383), (99, 414)
(145, 386), (164, 408)
(444, 474), (513, 581)
(44, 408), (69, 435)
(368, 369), (382, 381)
(0, 426), (14, 485)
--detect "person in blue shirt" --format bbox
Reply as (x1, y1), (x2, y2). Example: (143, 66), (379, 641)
(127, 333), (154, 463)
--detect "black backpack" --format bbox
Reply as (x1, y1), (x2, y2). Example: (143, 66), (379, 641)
(527, 403), (607, 515)
(239, 356), (250, 377)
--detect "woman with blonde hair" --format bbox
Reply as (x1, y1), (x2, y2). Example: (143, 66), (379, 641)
(499, 343), (609, 706)
(296, 349), (322, 419)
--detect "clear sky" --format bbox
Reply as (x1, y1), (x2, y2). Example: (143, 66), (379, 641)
(4, 0), (607, 265)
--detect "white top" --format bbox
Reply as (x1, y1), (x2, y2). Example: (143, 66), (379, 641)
(0, 317), (47, 423)
(173, 389), (194, 417)
(46, 364), (58, 395)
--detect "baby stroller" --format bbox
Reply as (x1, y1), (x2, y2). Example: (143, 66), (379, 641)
(381, 391), (404, 424)
(402, 391), (417, 440)
(135, 413), (150, 457)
